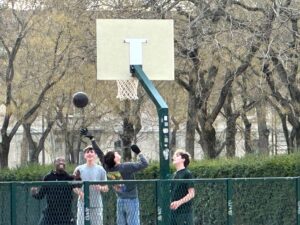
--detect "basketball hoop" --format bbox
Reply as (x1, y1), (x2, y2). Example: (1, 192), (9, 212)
(116, 77), (139, 100)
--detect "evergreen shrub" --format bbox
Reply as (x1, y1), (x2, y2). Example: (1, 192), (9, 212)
(0, 153), (299, 225)
(0, 153), (299, 181)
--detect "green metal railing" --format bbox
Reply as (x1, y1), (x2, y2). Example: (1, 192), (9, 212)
(0, 177), (299, 225)
(297, 178), (300, 225)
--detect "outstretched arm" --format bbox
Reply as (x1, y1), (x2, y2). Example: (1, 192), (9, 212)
(80, 128), (104, 165)
(91, 139), (104, 165)
(120, 145), (149, 173)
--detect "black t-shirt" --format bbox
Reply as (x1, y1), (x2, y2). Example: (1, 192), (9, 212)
(171, 168), (194, 214)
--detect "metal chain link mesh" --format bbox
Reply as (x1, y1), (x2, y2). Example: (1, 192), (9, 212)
(0, 183), (10, 225)
(0, 178), (298, 225)
(29, 183), (78, 225)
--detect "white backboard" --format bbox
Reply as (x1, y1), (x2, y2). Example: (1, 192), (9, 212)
(96, 19), (174, 80)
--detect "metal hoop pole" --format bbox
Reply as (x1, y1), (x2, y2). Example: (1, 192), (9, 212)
(130, 64), (170, 225)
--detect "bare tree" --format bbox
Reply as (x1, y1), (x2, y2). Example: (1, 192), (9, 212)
(0, 2), (41, 168)
(0, 1), (76, 167)
(171, 0), (277, 158)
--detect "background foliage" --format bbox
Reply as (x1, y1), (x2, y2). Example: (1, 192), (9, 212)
(1, 152), (299, 181)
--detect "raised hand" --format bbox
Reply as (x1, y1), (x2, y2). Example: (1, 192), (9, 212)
(131, 144), (141, 155)
(80, 128), (94, 140)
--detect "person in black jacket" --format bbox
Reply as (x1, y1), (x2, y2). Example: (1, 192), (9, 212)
(31, 157), (81, 225)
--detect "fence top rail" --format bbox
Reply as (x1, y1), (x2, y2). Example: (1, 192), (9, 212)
(0, 177), (299, 185)
(228, 176), (299, 181)
(160, 177), (299, 183)
(0, 179), (160, 185)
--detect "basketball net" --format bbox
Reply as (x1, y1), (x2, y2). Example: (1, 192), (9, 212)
(116, 77), (139, 100)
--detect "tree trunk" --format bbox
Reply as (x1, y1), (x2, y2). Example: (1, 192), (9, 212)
(290, 127), (300, 153)
(0, 135), (10, 168)
(266, 96), (293, 154)
(185, 92), (196, 158)
(225, 116), (238, 157)
(23, 123), (39, 163)
(121, 116), (134, 162)
(69, 139), (77, 164)
(65, 130), (78, 164)
(120, 100), (134, 162)
(74, 139), (81, 164)
(278, 114), (291, 154)
(170, 116), (180, 154)
(256, 101), (269, 154)
(21, 128), (29, 166)
(0, 148), (9, 168)
(199, 123), (218, 158)
(296, 128), (300, 152)
(242, 113), (253, 154)
(224, 90), (238, 157)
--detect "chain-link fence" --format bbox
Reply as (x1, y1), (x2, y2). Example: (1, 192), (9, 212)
(0, 177), (299, 225)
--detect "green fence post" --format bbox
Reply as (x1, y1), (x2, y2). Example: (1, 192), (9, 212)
(131, 65), (171, 225)
(297, 177), (300, 225)
(11, 182), (16, 225)
(156, 180), (171, 225)
(84, 181), (91, 225)
(227, 179), (233, 225)
(157, 109), (170, 225)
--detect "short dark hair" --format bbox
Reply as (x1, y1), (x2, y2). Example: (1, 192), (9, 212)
(174, 149), (191, 167)
(104, 151), (116, 169)
(181, 153), (190, 167)
(83, 145), (94, 153)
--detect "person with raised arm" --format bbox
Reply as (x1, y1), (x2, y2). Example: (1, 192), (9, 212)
(80, 128), (148, 225)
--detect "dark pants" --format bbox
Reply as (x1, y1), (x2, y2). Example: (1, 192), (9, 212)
(170, 212), (194, 225)
(38, 213), (75, 225)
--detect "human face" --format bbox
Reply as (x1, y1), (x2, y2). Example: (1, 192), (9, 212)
(84, 149), (96, 162)
(172, 153), (185, 166)
(55, 158), (66, 172)
(114, 152), (121, 164)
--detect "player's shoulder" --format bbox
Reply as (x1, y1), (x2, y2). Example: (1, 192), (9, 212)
(95, 164), (106, 171)
(184, 168), (192, 173)
(74, 164), (85, 172)
(43, 170), (56, 181)
(183, 168), (193, 178)
(74, 165), (80, 170)
(176, 168), (192, 177)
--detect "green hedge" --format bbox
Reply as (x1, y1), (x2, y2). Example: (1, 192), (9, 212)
(189, 152), (300, 178)
(0, 152), (299, 181)
(0, 164), (77, 181)
(138, 152), (300, 179)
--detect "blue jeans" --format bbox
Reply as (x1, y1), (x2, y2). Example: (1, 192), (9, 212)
(116, 198), (140, 225)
